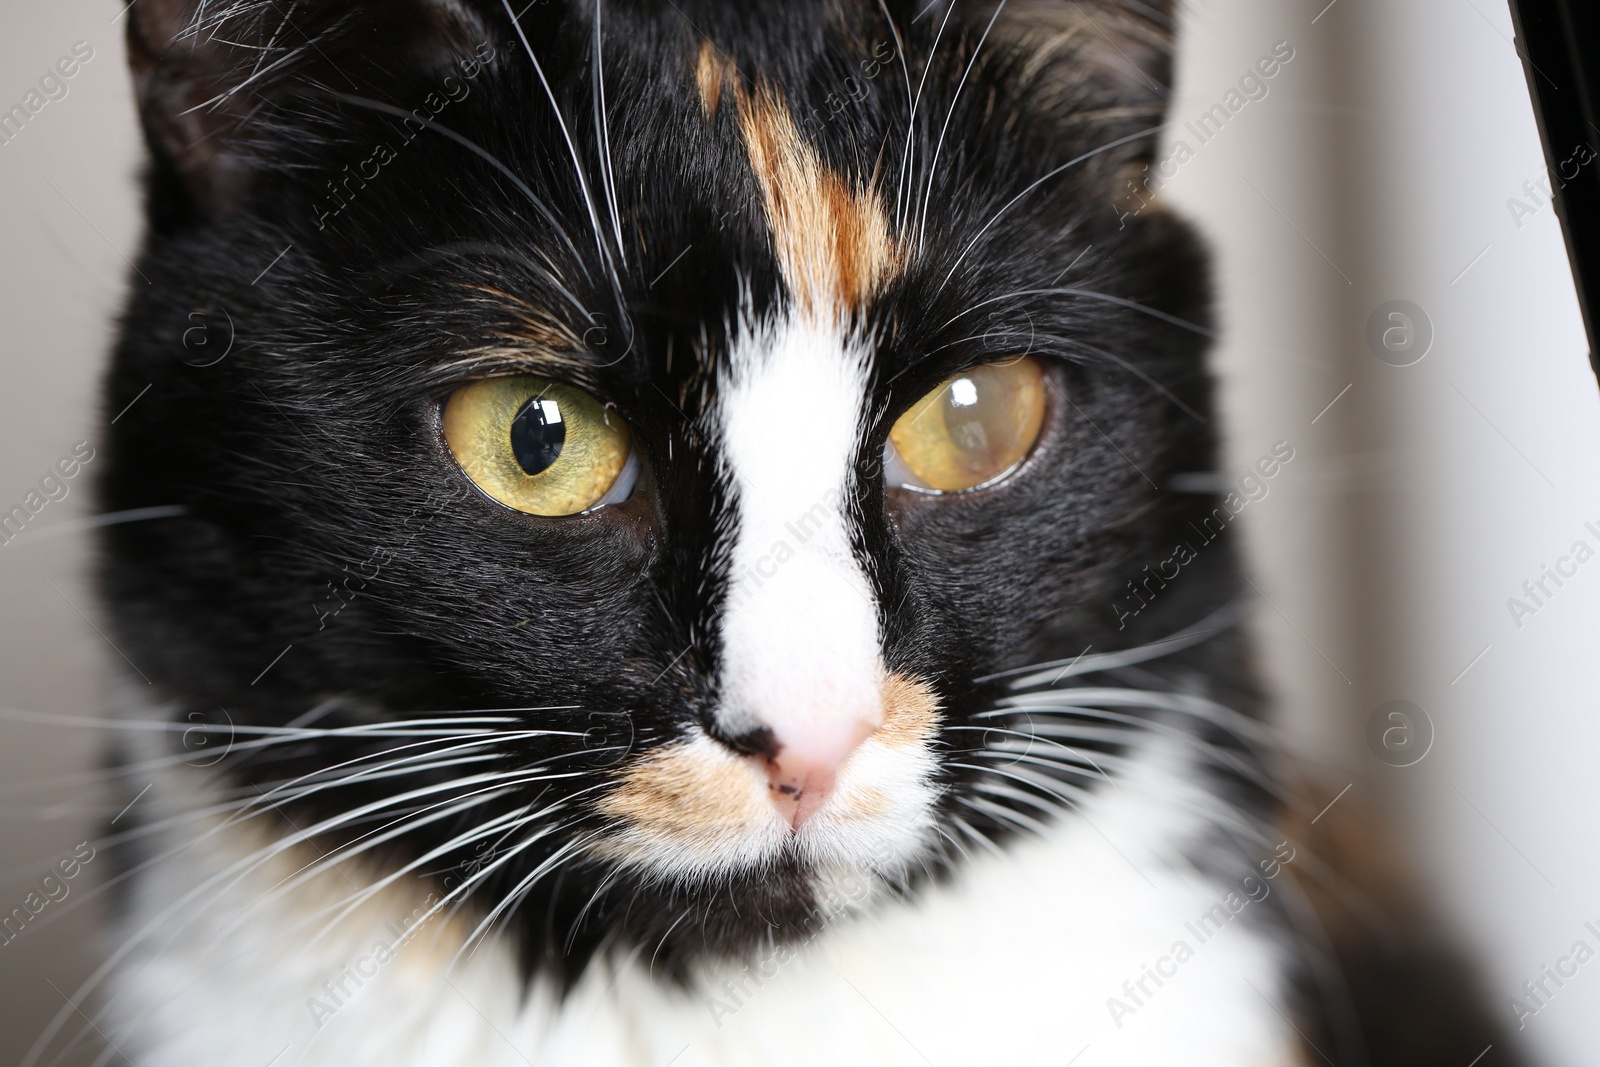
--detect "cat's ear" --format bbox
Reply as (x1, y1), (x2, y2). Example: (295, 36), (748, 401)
(979, 0), (1176, 114)
(125, 0), (494, 213)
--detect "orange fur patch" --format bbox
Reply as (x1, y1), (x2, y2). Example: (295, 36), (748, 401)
(877, 672), (942, 749)
(597, 736), (771, 853)
(734, 83), (899, 317)
(693, 41), (899, 317)
(457, 283), (587, 359)
(599, 672), (940, 852)
(847, 785), (892, 820)
(694, 40), (725, 117)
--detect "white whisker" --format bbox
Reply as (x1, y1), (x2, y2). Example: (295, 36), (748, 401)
(896, 0), (957, 235)
(917, 0), (1008, 252)
(592, 0), (627, 267)
(500, 0), (623, 289)
(937, 125), (1163, 292)
(875, 0), (915, 230)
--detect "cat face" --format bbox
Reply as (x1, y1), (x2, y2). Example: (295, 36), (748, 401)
(105, 0), (1217, 973)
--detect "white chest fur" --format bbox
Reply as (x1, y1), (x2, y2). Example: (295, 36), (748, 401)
(100, 729), (1298, 1067)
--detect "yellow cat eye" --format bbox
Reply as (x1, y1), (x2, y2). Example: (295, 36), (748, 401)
(442, 376), (635, 516)
(886, 357), (1047, 493)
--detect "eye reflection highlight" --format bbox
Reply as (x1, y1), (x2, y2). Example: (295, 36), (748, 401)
(885, 358), (1047, 493)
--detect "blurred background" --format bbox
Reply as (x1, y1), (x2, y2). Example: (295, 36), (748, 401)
(1, 0), (1596, 1064)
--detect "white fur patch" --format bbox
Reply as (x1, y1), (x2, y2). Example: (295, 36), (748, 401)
(100, 702), (1297, 1067)
(712, 312), (883, 758)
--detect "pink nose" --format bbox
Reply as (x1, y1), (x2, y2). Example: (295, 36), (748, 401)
(761, 720), (878, 830)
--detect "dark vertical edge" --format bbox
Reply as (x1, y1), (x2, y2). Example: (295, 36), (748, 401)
(1507, 0), (1600, 388)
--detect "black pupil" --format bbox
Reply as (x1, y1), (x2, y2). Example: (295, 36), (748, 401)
(509, 395), (567, 476)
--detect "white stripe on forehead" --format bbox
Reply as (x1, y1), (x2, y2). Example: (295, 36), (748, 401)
(713, 312), (883, 749)
(697, 55), (904, 762)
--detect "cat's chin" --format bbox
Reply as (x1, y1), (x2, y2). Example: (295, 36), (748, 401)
(589, 720), (944, 889)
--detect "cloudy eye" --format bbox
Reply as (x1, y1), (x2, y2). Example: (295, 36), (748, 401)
(884, 358), (1047, 493)
(443, 376), (637, 516)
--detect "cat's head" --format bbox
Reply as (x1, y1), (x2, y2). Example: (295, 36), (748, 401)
(105, 0), (1223, 973)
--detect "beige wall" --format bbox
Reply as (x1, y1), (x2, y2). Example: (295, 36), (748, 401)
(1170, 2), (1600, 1064)
(0, 3), (140, 1065)
(1, 2), (1595, 1065)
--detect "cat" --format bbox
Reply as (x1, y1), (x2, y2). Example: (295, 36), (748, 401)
(45, 1), (1515, 1065)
